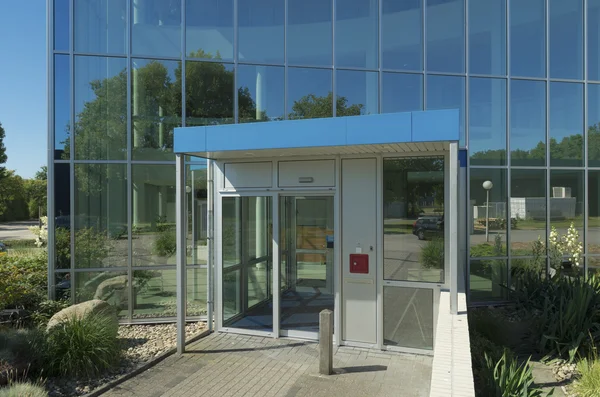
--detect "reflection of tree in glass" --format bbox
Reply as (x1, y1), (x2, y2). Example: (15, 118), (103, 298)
(289, 93), (362, 119)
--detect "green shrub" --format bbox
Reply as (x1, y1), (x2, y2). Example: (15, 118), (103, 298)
(0, 382), (47, 397)
(0, 328), (47, 378)
(0, 252), (47, 311)
(420, 238), (444, 269)
(479, 350), (550, 397)
(1, 240), (37, 249)
(45, 312), (121, 378)
(30, 299), (70, 328)
(152, 229), (177, 257)
(573, 358), (600, 397)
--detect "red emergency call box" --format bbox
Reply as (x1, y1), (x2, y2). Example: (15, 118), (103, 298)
(349, 254), (369, 274)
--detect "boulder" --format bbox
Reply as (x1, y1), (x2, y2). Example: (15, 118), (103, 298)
(46, 299), (118, 336)
(94, 274), (128, 307)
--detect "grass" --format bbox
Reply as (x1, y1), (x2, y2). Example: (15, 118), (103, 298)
(0, 382), (47, 397)
(573, 358), (600, 397)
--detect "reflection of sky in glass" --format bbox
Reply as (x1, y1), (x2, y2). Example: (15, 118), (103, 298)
(550, 82), (583, 166)
(237, 65), (284, 121)
(336, 70), (378, 115)
(133, 0), (182, 58)
(510, 0), (545, 78)
(382, 0), (421, 71)
(426, 75), (465, 145)
(54, 0), (69, 51)
(335, 0), (378, 69)
(382, 73), (422, 114)
(549, 0), (583, 80)
(186, 0), (233, 60)
(510, 80), (545, 152)
(427, 0), (464, 73)
(75, 56), (127, 116)
(74, 0), (127, 54)
(469, 0), (506, 76)
(287, 68), (332, 117)
(54, 55), (70, 158)
(469, 78), (506, 164)
(287, 0), (332, 66)
(238, 0), (283, 64)
(589, 0), (600, 81)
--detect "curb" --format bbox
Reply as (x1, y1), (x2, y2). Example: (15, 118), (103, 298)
(85, 329), (212, 397)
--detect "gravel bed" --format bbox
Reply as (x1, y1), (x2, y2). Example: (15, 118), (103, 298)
(47, 322), (207, 397)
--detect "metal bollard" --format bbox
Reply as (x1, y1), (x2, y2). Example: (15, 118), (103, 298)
(319, 309), (333, 375)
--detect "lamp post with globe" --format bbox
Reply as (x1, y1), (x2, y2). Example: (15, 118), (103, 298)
(483, 181), (493, 242)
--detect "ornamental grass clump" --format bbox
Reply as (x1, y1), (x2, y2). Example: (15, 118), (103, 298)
(44, 312), (121, 378)
(0, 381), (47, 397)
(573, 357), (600, 397)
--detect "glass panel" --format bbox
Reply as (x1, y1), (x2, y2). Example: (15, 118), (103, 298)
(185, 61), (234, 126)
(132, 59), (181, 161)
(510, 80), (546, 166)
(186, 164), (208, 266)
(510, 0), (545, 78)
(74, 164), (128, 268)
(588, 171), (600, 254)
(550, 83), (583, 167)
(335, 0), (378, 69)
(287, 0), (332, 66)
(469, 169), (507, 257)
(468, 0), (506, 76)
(54, 55), (70, 160)
(549, 0), (583, 80)
(54, 0), (69, 52)
(54, 163), (71, 270)
(287, 68), (332, 119)
(589, 0), (600, 81)
(187, 0), (234, 60)
(74, 56), (127, 160)
(383, 157), (445, 283)
(336, 70), (378, 116)
(54, 272), (71, 301)
(131, 165), (176, 266)
(588, 84), (600, 166)
(426, 75), (465, 146)
(549, 171), (584, 271)
(74, 0), (127, 54)
(238, 0), (283, 64)
(383, 287), (433, 350)
(589, 257), (600, 276)
(469, 78), (506, 166)
(237, 65), (285, 123)
(427, 0), (464, 73)
(469, 259), (508, 302)
(382, 0), (422, 71)
(132, 0), (182, 58)
(382, 73), (422, 114)
(74, 271), (128, 318)
(280, 196), (334, 332)
(510, 169), (546, 255)
(132, 268), (208, 319)
(221, 196), (273, 331)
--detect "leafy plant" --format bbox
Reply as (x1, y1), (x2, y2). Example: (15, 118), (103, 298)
(573, 357), (600, 397)
(30, 299), (70, 328)
(479, 350), (551, 397)
(55, 227), (111, 269)
(152, 229), (177, 257)
(420, 238), (444, 269)
(0, 328), (47, 380)
(44, 312), (121, 378)
(0, 252), (47, 311)
(0, 381), (47, 397)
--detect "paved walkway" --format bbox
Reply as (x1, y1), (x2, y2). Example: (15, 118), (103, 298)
(103, 333), (432, 397)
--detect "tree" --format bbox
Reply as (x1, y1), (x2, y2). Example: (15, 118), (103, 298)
(0, 122), (6, 174)
(35, 166), (47, 181)
(0, 122), (9, 217)
(0, 171), (28, 221)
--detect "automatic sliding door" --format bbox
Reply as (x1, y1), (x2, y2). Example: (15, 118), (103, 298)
(280, 196), (334, 334)
(222, 196), (273, 331)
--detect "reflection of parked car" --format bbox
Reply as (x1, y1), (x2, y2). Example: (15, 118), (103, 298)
(0, 242), (6, 256)
(412, 216), (444, 240)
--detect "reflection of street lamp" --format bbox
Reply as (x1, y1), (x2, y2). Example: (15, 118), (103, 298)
(185, 186), (192, 194)
(483, 181), (493, 242)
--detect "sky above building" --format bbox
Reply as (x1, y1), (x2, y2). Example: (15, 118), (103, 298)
(0, 0), (46, 179)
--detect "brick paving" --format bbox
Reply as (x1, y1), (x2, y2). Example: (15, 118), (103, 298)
(102, 333), (432, 397)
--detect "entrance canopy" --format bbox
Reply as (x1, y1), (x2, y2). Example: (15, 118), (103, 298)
(174, 109), (459, 158)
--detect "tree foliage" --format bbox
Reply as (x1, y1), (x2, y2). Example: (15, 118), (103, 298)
(289, 92), (363, 119)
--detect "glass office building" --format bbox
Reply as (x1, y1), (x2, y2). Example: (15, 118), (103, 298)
(48, 0), (600, 325)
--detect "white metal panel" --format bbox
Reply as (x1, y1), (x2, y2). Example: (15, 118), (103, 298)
(278, 160), (335, 187)
(224, 162), (272, 188)
(341, 158), (377, 344)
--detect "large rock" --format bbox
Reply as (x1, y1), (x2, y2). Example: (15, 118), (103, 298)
(46, 300), (118, 336)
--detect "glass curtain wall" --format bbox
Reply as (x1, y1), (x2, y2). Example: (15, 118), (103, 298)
(52, 0), (600, 317)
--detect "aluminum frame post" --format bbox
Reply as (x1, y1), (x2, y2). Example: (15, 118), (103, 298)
(449, 143), (459, 314)
(176, 154), (187, 354)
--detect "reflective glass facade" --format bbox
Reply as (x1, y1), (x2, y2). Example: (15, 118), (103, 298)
(50, 0), (600, 318)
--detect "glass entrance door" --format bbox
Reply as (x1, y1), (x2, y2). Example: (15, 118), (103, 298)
(221, 196), (273, 331)
(280, 196), (334, 335)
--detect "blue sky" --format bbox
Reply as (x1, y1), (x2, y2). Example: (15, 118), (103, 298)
(0, 0), (46, 179)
